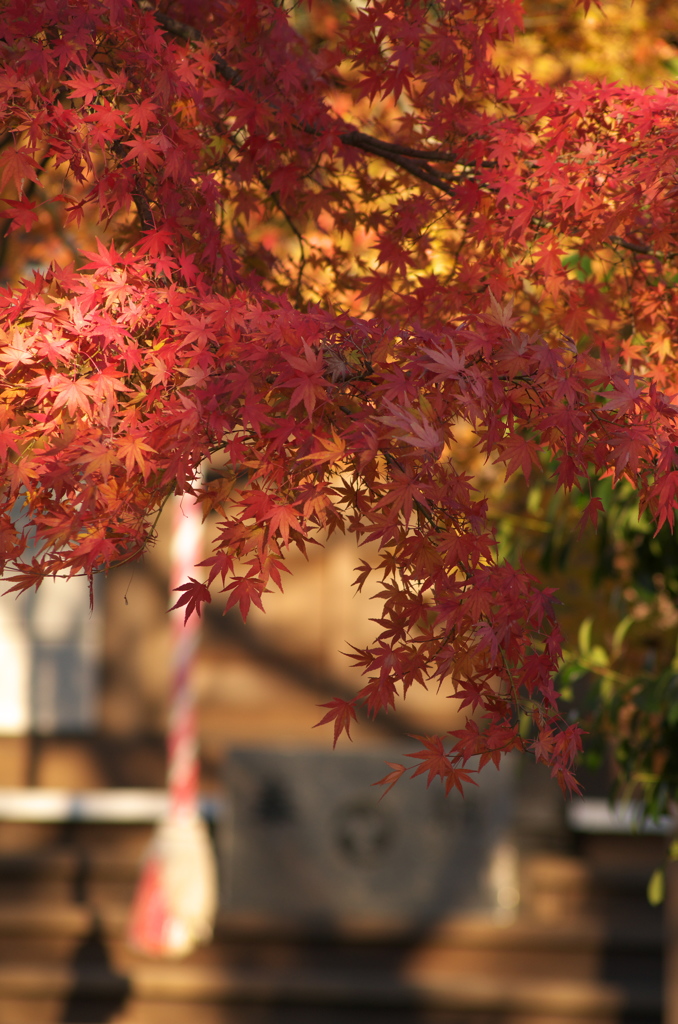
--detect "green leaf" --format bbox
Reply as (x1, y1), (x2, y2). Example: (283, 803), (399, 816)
(611, 615), (634, 658)
(578, 617), (593, 657)
(588, 645), (610, 668)
(647, 867), (665, 906)
(526, 483), (543, 516)
(558, 661), (587, 686)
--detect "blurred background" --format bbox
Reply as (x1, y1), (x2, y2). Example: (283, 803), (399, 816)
(1, 1), (678, 1022)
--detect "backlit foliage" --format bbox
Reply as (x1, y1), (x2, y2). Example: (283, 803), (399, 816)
(3, 0), (678, 795)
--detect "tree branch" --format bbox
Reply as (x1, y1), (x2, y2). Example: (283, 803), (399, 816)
(132, 177), (156, 233)
(141, 3), (461, 198)
(610, 233), (678, 260)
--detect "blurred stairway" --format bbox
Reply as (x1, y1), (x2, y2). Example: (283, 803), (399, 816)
(0, 813), (665, 1024)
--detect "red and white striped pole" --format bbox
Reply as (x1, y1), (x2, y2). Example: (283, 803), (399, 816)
(128, 487), (217, 957)
(166, 494), (202, 819)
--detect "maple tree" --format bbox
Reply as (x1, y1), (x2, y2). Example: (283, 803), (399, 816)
(4, 0), (678, 799)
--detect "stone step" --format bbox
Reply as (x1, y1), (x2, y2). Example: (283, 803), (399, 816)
(0, 901), (661, 988)
(520, 852), (663, 935)
(0, 836), (663, 1023)
(0, 843), (661, 903)
(0, 960), (661, 1024)
(0, 844), (150, 902)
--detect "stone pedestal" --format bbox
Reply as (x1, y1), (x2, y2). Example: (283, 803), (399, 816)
(221, 747), (516, 923)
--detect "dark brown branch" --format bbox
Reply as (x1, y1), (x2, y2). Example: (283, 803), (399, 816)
(334, 130), (457, 195)
(131, 178), (155, 232)
(343, 138), (456, 195)
(338, 130), (459, 164)
(610, 233), (678, 260)
(610, 234), (653, 255)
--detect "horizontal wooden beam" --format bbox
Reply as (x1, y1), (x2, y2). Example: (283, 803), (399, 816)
(0, 787), (222, 823)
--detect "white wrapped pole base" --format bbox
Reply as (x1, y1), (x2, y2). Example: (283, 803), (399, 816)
(128, 812), (218, 957)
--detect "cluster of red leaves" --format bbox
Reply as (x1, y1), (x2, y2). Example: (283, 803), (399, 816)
(2, 0), (678, 794)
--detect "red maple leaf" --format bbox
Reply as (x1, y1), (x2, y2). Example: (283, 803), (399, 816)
(1, 0), (676, 806)
(314, 698), (358, 747)
(373, 761), (407, 797)
(170, 578), (212, 624)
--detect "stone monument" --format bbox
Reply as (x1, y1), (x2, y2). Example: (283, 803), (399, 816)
(222, 746), (516, 923)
